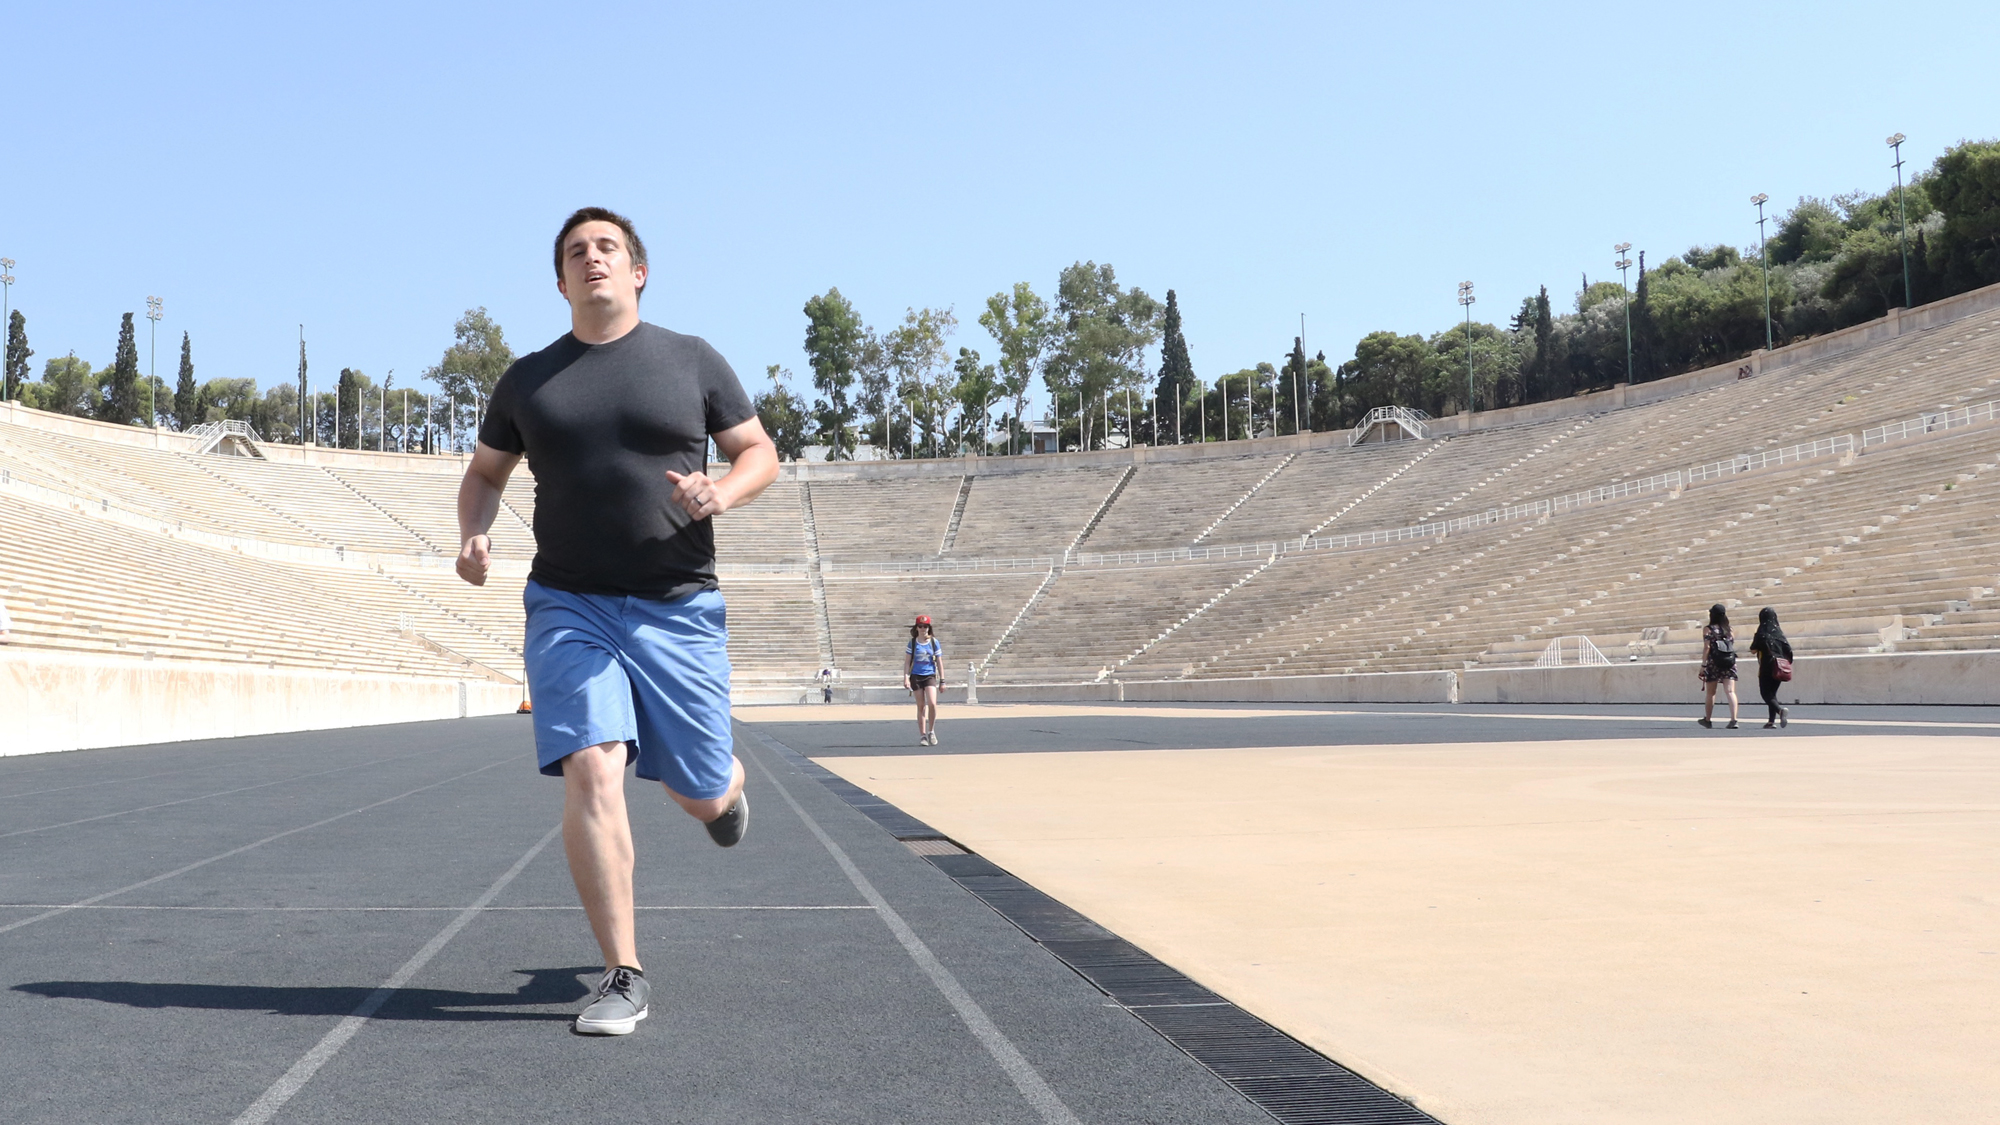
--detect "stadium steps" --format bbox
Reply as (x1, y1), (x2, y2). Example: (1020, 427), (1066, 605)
(177, 451), (339, 549)
(937, 474), (972, 554)
(1114, 551), (1279, 672)
(1297, 439), (1445, 541)
(324, 467), (450, 552)
(1190, 452), (1296, 545)
(799, 482), (836, 667)
(1065, 464), (1137, 558)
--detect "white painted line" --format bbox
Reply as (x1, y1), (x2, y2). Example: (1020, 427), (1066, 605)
(1352, 709), (2000, 731)
(230, 822), (562, 1125)
(0, 754), (520, 936)
(746, 729), (1084, 1125)
(1, 748), (450, 839)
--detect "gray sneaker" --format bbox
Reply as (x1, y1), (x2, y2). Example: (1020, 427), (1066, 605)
(573, 966), (649, 1036)
(705, 793), (747, 848)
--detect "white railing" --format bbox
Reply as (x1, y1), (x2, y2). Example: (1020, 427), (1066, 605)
(1533, 635), (1611, 668)
(185, 419), (264, 443)
(1348, 404), (1431, 447)
(820, 554), (1058, 575)
(1861, 398), (1999, 447)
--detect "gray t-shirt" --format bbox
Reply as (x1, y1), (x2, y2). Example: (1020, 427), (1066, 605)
(478, 323), (755, 599)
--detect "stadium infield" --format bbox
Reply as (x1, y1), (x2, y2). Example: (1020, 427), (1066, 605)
(750, 701), (2000, 1125)
(3, 702), (1994, 1124)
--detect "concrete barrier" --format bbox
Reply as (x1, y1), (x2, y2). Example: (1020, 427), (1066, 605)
(1122, 671), (1458, 704)
(1, 651), (524, 757)
(1460, 650), (2000, 706)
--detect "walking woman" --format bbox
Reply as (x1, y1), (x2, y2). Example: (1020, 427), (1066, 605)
(1749, 607), (1794, 729)
(1698, 603), (1741, 729)
(903, 614), (944, 746)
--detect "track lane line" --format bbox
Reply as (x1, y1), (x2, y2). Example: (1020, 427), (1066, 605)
(0, 747), (472, 839)
(0, 754), (521, 936)
(229, 822), (563, 1125)
(744, 728), (1084, 1125)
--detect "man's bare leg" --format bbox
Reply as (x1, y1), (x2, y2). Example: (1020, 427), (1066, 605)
(562, 742), (639, 970)
(663, 755), (745, 822)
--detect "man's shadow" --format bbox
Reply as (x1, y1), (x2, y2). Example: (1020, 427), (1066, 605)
(14, 967), (597, 1023)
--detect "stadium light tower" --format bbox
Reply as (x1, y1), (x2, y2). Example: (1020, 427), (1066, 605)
(1752, 194), (1773, 352)
(146, 296), (163, 427)
(1457, 281), (1476, 413)
(1888, 133), (1913, 308)
(0, 258), (15, 403)
(1614, 244), (1634, 382)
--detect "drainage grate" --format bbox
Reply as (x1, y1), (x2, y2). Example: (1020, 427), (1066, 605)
(754, 731), (1443, 1124)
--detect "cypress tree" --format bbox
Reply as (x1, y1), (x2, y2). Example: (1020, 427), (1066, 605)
(173, 332), (197, 429)
(1156, 289), (1194, 439)
(1631, 251), (1659, 381)
(4, 310), (30, 402)
(297, 335), (308, 443)
(101, 312), (141, 424)
(1530, 285), (1553, 402)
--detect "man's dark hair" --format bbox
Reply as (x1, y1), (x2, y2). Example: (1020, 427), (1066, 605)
(554, 207), (648, 296)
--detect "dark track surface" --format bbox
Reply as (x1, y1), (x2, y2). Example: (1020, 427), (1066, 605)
(0, 717), (1271, 1125)
(759, 701), (2000, 759)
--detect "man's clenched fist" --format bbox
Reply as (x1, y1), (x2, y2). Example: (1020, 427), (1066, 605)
(457, 534), (492, 586)
(665, 470), (728, 520)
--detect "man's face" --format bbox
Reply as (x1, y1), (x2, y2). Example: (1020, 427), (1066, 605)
(557, 220), (647, 312)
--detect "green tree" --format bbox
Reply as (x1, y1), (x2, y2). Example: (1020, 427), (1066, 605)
(883, 306), (956, 458)
(296, 332), (309, 444)
(1926, 139), (2000, 293)
(254, 382), (300, 444)
(1044, 262), (1160, 450)
(5, 310), (31, 402)
(99, 312), (141, 425)
(28, 353), (99, 416)
(754, 365), (811, 461)
(1154, 289), (1195, 443)
(978, 282), (1050, 455)
(424, 308), (512, 448)
(802, 288), (866, 460)
(172, 332), (197, 430)
(951, 346), (1000, 454)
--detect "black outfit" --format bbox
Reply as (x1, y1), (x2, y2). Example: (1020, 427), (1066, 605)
(1749, 630), (1794, 723)
(478, 323), (756, 599)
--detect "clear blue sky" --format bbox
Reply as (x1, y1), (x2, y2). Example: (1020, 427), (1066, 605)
(4, 1), (1994, 419)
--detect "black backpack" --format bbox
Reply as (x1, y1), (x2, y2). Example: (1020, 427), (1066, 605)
(1710, 631), (1738, 672)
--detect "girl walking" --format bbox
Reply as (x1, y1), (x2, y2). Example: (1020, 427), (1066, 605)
(1749, 607), (1794, 729)
(1698, 603), (1741, 729)
(903, 614), (944, 746)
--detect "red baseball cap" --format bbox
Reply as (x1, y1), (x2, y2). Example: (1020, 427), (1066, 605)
(914, 614), (932, 625)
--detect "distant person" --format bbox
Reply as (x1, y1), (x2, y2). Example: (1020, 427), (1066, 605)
(1698, 603), (1741, 729)
(455, 206), (779, 1036)
(903, 615), (943, 745)
(1749, 607), (1794, 729)
(817, 664), (837, 703)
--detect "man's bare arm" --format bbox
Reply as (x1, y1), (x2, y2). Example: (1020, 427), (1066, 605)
(456, 442), (522, 586)
(664, 415), (779, 520)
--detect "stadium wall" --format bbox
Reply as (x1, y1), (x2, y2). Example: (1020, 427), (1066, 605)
(1, 651), (522, 757)
(741, 650), (2000, 708)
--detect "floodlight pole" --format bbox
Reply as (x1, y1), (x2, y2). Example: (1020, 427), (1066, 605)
(1614, 244), (1634, 382)
(146, 296), (162, 427)
(1888, 133), (1912, 308)
(1457, 282), (1476, 414)
(1752, 194), (1773, 352)
(1300, 313), (1308, 433)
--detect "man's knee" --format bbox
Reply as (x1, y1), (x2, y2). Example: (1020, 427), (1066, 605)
(562, 742), (628, 801)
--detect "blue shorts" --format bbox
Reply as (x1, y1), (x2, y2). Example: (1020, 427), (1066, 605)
(522, 580), (735, 799)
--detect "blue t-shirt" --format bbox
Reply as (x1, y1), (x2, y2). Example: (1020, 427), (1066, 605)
(906, 638), (941, 676)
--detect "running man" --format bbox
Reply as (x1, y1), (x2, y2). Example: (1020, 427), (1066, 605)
(456, 206), (778, 1036)
(903, 615), (943, 745)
